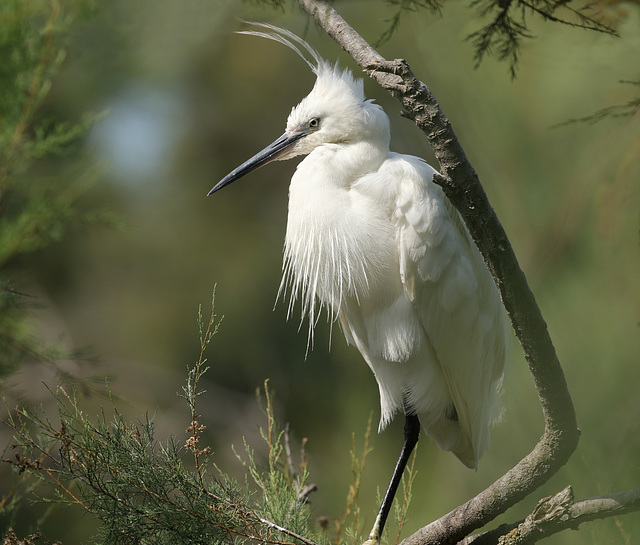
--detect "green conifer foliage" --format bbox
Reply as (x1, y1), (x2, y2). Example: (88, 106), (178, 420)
(0, 0), (102, 382)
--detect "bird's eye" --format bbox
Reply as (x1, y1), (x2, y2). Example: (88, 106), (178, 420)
(308, 117), (320, 129)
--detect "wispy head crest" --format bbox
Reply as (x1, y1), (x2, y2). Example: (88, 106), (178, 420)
(237, 22), (326, 75)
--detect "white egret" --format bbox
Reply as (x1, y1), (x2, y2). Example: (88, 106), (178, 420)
(209, 24), (507, 544)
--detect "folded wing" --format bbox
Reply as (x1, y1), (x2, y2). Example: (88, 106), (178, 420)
(389, 153), (507, 467)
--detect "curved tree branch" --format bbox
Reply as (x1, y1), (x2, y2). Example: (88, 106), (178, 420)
(296, 1), (581, 543)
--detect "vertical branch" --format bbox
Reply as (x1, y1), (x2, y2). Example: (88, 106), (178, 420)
(296, 1), (580, 543)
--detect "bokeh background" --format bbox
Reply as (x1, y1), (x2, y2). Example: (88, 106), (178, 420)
(2, 0), (639, 543)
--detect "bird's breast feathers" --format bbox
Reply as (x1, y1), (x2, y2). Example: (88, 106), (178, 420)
(281, 151), (444, 326)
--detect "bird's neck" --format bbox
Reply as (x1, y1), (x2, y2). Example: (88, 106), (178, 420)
(307, 139), (388, 185)
(280, 139), (397, 333)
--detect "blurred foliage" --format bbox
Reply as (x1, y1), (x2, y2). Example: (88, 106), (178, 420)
(0, 0), (638, 543)
(376, 2), (443, 46)
(0, 0), (105, 386)
(555, 79), (640, 124)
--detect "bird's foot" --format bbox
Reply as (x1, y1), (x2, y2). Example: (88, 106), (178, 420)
(362, 518), (381, 545)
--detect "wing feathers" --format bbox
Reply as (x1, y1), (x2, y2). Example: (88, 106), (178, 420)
(390, 154), (507, 467)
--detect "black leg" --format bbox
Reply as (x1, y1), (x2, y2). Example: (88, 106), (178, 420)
(364, 413), (420, 545)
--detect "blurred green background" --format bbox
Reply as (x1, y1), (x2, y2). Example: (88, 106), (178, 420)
(2, 0), (639, 543)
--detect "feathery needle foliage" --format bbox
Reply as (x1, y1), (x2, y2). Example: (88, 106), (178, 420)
(2, 291), (318, 545)
(552, 79), (640, 125)
(0, 0), (109, 384)
(365, 0), (618, 77)
(467, 0), (616, 77)
(334, 414), (374, 544)
(180, 285), (223, 483)
(330, 414), (416, 545)
(375, 1), (442, 46)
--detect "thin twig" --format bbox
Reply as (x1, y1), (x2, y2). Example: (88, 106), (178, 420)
(285, 422), (299, 490)
(334, 413), (374, 544)
(518, 0), (616, 33)
(285, 423), (317, 506)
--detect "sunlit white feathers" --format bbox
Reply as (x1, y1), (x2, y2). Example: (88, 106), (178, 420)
(226, 24), (508, 469)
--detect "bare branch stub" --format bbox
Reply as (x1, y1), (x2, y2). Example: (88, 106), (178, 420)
(297, 0), (580, 543)
(467, 487), (640, 544)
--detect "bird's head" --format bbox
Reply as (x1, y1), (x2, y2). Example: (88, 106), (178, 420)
(208, 24), (389, 196)
(283, 62), (389, 156)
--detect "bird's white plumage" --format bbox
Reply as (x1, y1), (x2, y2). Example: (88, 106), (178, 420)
(236, 25), (507, 468)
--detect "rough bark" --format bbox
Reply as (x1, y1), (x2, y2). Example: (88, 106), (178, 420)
(465, 486), (640, 544)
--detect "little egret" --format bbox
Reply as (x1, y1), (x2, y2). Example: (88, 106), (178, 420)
(209, 24), (507, 544)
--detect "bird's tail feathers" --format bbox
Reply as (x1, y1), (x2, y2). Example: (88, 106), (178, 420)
(420, 413), (478, 469)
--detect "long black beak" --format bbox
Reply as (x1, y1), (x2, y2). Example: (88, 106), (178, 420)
(208, 130), (307, 196)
